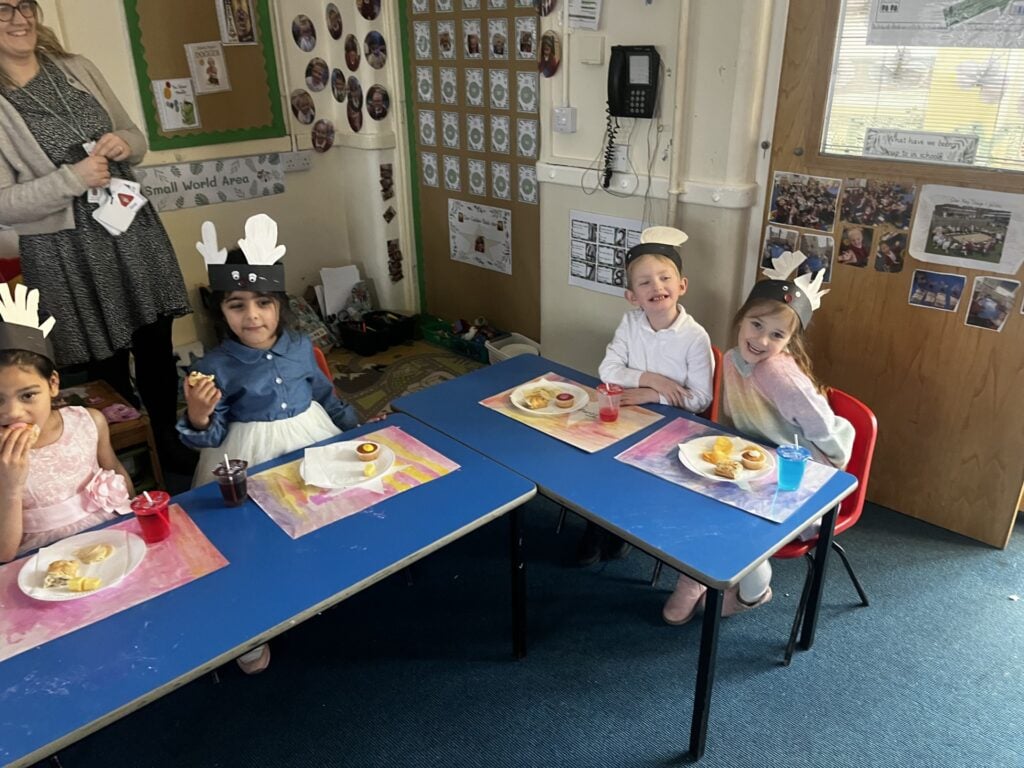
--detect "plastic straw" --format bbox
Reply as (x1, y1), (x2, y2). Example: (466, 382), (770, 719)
(143, 491), (153, 504)
(224, 453), (231, 471)
(793, 433), (799, 448)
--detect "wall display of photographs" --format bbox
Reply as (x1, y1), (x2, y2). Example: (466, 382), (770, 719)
(443, 155), (461, 192)
(468, 158), (487, 196)
(217, 0), (257, 45)
(466, 113), (486, 152)
(516, 71), (538, 113)
(837, 224), (872, 268)
(365, 31), (387, 70)
(292, 14), (316, 52)
(489, 18), (509, 60)
(463, 19), (482, 59)
(910, 185), (1024, 275)
(289, 88), (314, 124)
(305, 57), (329, 92)
(465, 68), (485, 106)
(326, 4), (342, 40)
(798, 233), (834, 283)
(760, 225), (799, 269)
(442, 111), (461, 148)
(490, 115), (510, 154)
(568, 210), (641, 297)
(489, 69), (509, 110)
(515, 16), (537, 60)
(768, 171), (841, 233)
(185, 42), (230, 95)
(516, 118), (538, 158)
(965, 276), (1019, 332)
(311, 119), (335, 153)
(420, 151), (439, 187)
(491, 161), (511, 200)
(413, 21), (432, 59)
(330, 69), (348, 103)
(908, 269), (965, 312)
(839, 178), (915, 230)
(440, 67), (458, 105)
(418, 109), (437, 146)
(448, 199), (512, 274)
(517, 165), (538, 205)
(437, 20), (456, 60)
(874, 230), (906, 273)
(416, 66), (434, 103)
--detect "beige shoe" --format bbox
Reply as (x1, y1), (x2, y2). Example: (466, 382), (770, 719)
(662, 574), (707, 625)
(721, 586), (773, 617)
(236, 643), (271, 674)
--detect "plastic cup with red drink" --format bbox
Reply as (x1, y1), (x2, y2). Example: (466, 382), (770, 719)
(596, 383), (623, 422)
(212, 459), (249, 507)
(130, 491), (172, 543)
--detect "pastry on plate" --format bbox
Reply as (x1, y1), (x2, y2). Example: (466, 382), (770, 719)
(76, 542), (114, 563)
(43, 560), (79, 589)
(522, 387), (554, 410)
(740, 448), (767, 471)
(713, 460), (742, 480)
(356, 441), (380, 461)
(702, 436), (735, 466)
(555, 392), (575, 409)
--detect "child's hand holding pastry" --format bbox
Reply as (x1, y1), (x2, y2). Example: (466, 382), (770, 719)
(0, 424), (36, 492)
(184, 371), (221, 430)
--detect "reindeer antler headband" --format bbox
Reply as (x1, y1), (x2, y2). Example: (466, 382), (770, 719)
(0, 283), (57, 363)
(747, 250), (829, 329)
(196, 214), (287, 291)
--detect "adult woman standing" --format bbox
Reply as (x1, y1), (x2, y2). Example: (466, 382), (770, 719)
(0, 1), (193, 471)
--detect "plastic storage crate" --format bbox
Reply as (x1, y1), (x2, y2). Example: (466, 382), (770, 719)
(418, 315), (489, 363)
(485, 333), (541, 364)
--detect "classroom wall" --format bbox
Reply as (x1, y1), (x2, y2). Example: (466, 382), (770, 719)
(535, 0), (773, 373)
(19, 0), (415, 351)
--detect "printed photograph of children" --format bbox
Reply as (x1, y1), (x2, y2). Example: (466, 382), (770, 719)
(357, 0), (381, 20)
(347, 77), (363, 132)
(345, 35), (361, 70)
(760, 225), (799, 268)
(874, 230), (906, 273)
(924, 204), (1009, 265)
(798, 233), (834, 283)
(965, 276), (1019, 332)
(312, 119), (335, 153)
(290, 89), (315, 124)
(326, 3), (342, 40)
(367, 85), (390, 121)
(837, 225), (872, 268)
(839, 179), (915, 230)
(908, 269), (966, 312)
(365, 31), (387, 69)
(305, 58), (329, 92)
(768, 171), (842, 232)
(331, 68), (349, 102)
(292, 14), (316, 52)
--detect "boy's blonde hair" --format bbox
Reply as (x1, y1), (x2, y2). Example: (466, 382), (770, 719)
(732, 296), (825, 393)
(625, 252), (683, 289)
(0, 10), (69, 91)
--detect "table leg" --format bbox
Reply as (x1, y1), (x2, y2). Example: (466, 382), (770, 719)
(510, 506), (527, 659)
(688, 587), (723, 761)
(798, 505), (837, 651)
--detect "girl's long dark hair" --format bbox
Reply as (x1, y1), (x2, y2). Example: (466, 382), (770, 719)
(732, 296), (825, 394)
(0, 349), (56, 379)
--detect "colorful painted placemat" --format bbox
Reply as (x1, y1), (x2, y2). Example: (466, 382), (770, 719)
(247, 425), (460, 539)
(480, 372), (662, 453)
(615, 418), (839, 523)
(0, 505), (228, 662)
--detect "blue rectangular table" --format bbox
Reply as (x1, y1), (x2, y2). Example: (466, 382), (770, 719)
(0, 414), (535, 768)
(393, 355), (858, 760)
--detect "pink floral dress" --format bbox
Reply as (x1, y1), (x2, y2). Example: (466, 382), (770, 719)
(18, 407), (131, 556)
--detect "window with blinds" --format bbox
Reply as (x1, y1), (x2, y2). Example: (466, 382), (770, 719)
(822, 0), (1024, 172)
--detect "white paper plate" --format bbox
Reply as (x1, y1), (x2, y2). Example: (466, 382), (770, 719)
(677, 435), (776, 484)
(19, 529), (147, 602)
(299, 440), (397, 489)
(509, 379), (589, 416)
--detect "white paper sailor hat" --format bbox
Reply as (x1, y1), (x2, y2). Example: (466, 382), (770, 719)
(625, 226), (689, 272)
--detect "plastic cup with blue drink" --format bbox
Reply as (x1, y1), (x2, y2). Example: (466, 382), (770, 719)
(776, 444), (811, 491)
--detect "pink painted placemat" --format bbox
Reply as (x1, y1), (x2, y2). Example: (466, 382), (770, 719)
(615, 418), (839, 523)
(480, 372), (662, 453)
(246, 425), (460, 539)
(0, 505), (228, 663)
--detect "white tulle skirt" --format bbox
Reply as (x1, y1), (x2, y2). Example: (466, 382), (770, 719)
(192, 402), (342, 488)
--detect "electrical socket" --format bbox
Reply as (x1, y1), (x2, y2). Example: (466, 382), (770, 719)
(610, 144), (630, 173)
(281, 150), (313, 173)
(553, 106), (578, 133)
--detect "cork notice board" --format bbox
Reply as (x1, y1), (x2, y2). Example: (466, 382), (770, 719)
(124, 0), (285, 150)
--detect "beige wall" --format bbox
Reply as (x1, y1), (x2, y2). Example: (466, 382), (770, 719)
(9, 0), (416, 350)
(535, 0), (775, 373)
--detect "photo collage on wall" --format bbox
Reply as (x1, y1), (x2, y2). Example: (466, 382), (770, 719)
(412, 0), (540, 212)
(288, 0), (391, 147)
(763, 171), (1023, 333)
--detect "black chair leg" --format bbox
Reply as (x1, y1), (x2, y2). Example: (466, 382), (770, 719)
(831, 541), (868, 607)
(783, 554), (815, 666)
(555, 506), (567, 534)
(651, 560), (663, 587)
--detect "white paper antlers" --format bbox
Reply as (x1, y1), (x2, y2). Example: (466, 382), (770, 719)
(763, 249), (829, 311)
(238, 213), (286, 266)
(195, 221), (227, 265)
(0, 283), (56, 338)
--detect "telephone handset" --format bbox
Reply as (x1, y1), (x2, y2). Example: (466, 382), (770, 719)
(607, 45), (660, 119)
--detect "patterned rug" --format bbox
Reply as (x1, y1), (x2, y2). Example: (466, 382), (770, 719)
(325, 344), (484, 422)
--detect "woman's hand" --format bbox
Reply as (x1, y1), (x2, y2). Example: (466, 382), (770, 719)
(184, 377), (222, 430)
(0, 427), (33, 493)
(71, 155), (111, 189)
(93, 133), (132, 162)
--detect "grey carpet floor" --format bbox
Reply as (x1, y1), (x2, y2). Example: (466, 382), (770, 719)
(45, 500), (1024, 768)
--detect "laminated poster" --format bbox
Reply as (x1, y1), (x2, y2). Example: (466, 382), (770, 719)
(568, 210), (641, 297)
(449, 199), (512, 274)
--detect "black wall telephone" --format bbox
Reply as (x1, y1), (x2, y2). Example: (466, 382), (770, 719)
(603, 45), (660, 188)
(608, 45), (660, 119)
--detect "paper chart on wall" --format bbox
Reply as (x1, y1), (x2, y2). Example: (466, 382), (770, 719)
(568, 210), (640, 297)
(151, 78), (200, 132)
(449, 199), (512, 274)
(866, 0), (1024, 48)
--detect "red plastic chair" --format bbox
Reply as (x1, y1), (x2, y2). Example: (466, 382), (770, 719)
(772, 387), (877, 665)
(313, 345), (331, 380)
(648, 345), (723, 585)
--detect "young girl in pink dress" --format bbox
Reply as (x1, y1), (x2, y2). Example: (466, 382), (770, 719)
(0, 283), (132, 563)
